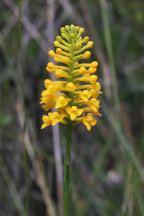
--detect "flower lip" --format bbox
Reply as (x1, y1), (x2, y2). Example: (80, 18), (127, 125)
(66, 106), (83, 120)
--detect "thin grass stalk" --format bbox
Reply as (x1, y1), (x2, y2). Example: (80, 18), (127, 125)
(103, 102), (144, 182)
(17, 0), (29, 215)
(0, 153), (26, 216)
(17, 0), (24, 104)
(17, 108), (57, 216)
(46, 1), (63, 215)
(99, 0), (120, 117)
(64, 121), (72, 216)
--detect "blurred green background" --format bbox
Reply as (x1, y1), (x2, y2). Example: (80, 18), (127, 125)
(0, 0), (144, 216)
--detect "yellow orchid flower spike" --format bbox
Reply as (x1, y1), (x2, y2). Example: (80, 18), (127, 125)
(40, 24), (102, 216)
(41, 24), (102, 130)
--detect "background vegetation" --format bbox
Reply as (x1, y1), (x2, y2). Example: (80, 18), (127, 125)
(0, 0), (144, 216)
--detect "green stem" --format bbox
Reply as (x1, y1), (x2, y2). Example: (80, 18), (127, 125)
(64, 121), (72, 216)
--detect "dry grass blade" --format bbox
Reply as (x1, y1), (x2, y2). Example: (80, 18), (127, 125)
(0, 154), (26, 216)
(46, 1), (63, 215)
(0, 15), (17, 46)
(123, 56), (144, 75)
(57, 0), (83, 25)
(17, 107), (57, 216)
(3, 0), (48, 53)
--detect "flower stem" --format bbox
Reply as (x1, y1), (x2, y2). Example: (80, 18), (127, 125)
(64, 121), (72, 216)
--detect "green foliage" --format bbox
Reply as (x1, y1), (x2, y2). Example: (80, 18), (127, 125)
(26, 39), (40, 63)
(0, 113), (13, 126)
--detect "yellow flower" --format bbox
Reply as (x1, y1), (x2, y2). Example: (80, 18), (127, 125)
(76, 74), (98, 84)
(90, 89), (100, 98)
(41, 115), (52, 129)
(49, 112), (67, 126)
(41, 25), (102, 130)
(55, 70), (71, 79)
(55, 96), (71, 109)
(44, 79), (52, 88)
(79, 90), (91, 102)
(91, 82), (101, 91)
(86, 98), (100, 112)
(79, 67), (87, 75)
(66, 83), (77, 91)
(40, 92), (54, 105)
(66, 106), (83, 120)
(82, 113), (97, 131)
(42, 102), (55, 111)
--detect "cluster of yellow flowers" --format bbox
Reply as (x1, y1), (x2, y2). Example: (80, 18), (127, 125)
(41, 24), (102, 131)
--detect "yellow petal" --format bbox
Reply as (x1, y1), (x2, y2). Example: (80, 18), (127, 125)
(41, 115), (52, 129)
(70, 112), (77, 120)
(66, 107), (71, 114)
(66, 83), (76, 91)
(77, 109), (83, 116)
(55, 96), (71, 109)
(41, 123), (49, 129)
